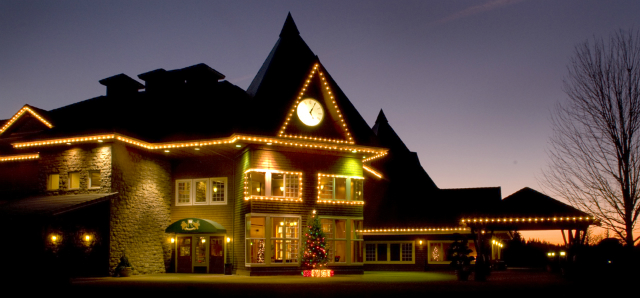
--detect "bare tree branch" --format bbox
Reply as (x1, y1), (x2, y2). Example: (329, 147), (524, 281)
(541, 29), (640, 247)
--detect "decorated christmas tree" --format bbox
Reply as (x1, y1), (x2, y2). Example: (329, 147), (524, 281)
(301, 210), (328, 268)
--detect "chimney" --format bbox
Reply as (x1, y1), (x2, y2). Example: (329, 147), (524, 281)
(99, 74), (144, 97)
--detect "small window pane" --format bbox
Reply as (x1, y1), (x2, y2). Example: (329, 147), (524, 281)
(319, 176), (333, 200)
(402, 243), (412, 261)
(377, 244), (387, 261)
(335, 220), (346, 239)
(211, 178), (225, 202)
(352, 241), (363, 263)
(335, 177), (347, 200)
(194, 180), (207, 203)
(334, 241), (346, 263)
(177, 181), (191, 204)
(89, 171), (100, 188)
(351, 179), (363, 201)
(272, 217), (285, 238)
(321, 219), (333, 239)
(390, 243), (401, 261)
(351, 220), (363, 240)
(272, 173), (284, 196)
(47, 174), (59, 190)
(69, 172), (80, 189)
(366, 244), (376, 261)
(285, 174), (299, 198)
(246, 239), (266, 263)
(430, 243), (443, 262)
(250, 172), (265, 196)
(249, 217), (265, 238)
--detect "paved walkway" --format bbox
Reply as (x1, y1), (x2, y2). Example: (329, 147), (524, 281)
(60, 270), (615, 297)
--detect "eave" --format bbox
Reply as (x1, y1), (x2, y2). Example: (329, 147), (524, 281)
(0, 105), (53, 136)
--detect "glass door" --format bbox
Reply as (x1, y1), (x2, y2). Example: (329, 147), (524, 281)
(209, 236), (224, 273)
(177, 236), (192, 273)
(194, 236), (208, 273)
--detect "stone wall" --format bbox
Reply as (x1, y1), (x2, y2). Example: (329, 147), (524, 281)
(39, 144), (112, 195)
(110, 143), (172, 275)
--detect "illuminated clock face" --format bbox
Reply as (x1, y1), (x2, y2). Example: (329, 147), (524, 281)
(297, 98), (324, 126)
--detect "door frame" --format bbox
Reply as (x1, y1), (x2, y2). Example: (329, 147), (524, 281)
(174, 233), (227, 273)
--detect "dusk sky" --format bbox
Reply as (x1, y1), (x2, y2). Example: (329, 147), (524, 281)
(1, 1), (639, 244)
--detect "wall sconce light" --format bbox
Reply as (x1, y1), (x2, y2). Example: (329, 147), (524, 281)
(170, 237), (175, 243)
(226, 237), (231, 243)
(201, 238), (206, 243)
(84, 235), (91, 241)
(51, 235), (58, 242)
(560, 251), (566, 256)
(418, 240), (423, 246)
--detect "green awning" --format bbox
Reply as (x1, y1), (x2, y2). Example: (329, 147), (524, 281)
(165, 218), (227, 234)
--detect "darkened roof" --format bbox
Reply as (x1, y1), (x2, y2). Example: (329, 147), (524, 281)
(0, 193), (116, 217)
(497, 187), (590, 218)
(1, 14), (379, 149)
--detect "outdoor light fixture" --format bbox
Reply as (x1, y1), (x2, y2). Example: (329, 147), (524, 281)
(201, 238), (206, 243)
(226, 237), (231, 243)
(51, 235), (57, 242)
(236, 144), (241, 148)
(560, 251), (566, 256)
(98, 140), (103, 143)
(85, 235), (91, 241)
(164, 150), (170, 153)
(419, 240), (423, 246)
(195, 148), (200, 150)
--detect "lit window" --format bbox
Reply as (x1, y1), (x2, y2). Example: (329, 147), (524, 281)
(176, 180), (192, 206)
(89, 171), (100, 188)
(68, 172), (80, 189)
(427, 241), (476, 264)
(247, 171), (300, 199)
(245, 215), (299, 265)
(320, 218), (363, 264)
(319, 175), (363, 201)
(175, 177), (227, 206)
(47, 174), (59, 190)
(364, 242), (415, 263)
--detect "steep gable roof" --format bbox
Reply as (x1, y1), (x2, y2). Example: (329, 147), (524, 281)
(0, 104), (53, 137)
(244, 14), (378, 146)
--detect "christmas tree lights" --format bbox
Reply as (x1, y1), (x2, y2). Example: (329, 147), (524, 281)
(301, 210), (333, 277)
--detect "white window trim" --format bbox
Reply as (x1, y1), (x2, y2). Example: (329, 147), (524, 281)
(245, 213), (301, 267)
(209, 177), (228, 205)
(318, 217), (364, 266)
(364, 241), (416, 264)
(176, 177), (228, 206)
(175, 179), (193, 206)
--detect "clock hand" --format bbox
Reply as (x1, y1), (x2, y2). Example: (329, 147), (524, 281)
(310, 103), (316, 114)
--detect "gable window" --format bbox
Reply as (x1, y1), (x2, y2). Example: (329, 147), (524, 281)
(68, 172), (80, 189)
(47, 174), (59, 190)
(175, 177), (227, 206)
(318, 174), (363, 202)
(245, 170), (302, 202)
(89, 171), (100, 188)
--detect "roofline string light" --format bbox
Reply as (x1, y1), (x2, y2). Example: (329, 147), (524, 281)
(12, 133), (387, 161)
(278, 63), (354, 144)
(358, 227), (470, 233)
(0, 106), (53, 135)
(243, 169), (303, 202)
(363, 165), (382, 179)
(0, 153), (39, 162)
(460, 216), (597, 224)
(316, 173), (365, 205)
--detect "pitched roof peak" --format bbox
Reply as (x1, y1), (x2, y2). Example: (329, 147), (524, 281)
(280, 12), (300, 37)
(375, 109), (388, 124)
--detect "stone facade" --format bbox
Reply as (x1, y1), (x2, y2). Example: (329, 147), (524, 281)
(38, 144), (112, 195)
(110, 143), (173, 275)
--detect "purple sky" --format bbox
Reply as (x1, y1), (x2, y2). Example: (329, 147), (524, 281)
(1, 1), (638, 243)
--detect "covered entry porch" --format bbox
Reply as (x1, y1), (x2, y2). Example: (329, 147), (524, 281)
(165, 218), (229, 274)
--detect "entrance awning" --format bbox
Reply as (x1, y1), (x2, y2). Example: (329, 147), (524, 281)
(165, 218), (227, 234)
